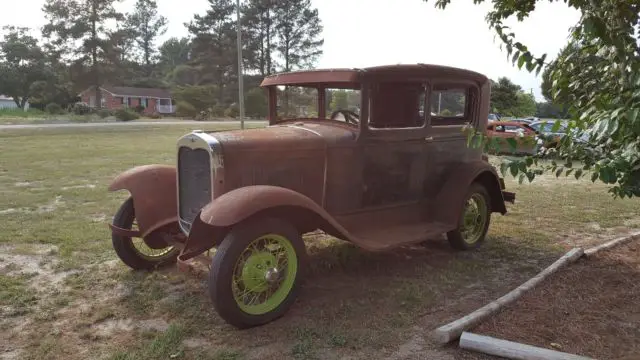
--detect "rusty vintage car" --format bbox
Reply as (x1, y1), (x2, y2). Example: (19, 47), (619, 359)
(107, 64), (516, 328)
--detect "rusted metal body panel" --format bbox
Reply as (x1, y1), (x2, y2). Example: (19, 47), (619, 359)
(108, 164), (179, 238)
(108, 63), (515, 265)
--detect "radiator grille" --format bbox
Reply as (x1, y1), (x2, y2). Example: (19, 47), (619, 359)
(177, 146), (212, 231)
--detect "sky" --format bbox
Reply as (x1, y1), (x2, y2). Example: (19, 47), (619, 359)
(1, 0), (580, 101)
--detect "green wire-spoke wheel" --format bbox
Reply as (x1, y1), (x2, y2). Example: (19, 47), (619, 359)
(447, 183), (492, 251)
(208, 217), (307, 328)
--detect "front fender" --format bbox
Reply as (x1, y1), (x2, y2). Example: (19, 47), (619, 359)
(108, 164), (178, 237)
(198, 185), (344, 229)
(179, 185), (353, 262)
(432, 161), (508, 226)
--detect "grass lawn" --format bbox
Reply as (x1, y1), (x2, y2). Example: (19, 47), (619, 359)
(0, 124), (638, 360)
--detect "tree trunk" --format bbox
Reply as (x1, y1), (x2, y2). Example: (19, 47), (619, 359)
(91, 1), (101, 110)
(266, 8), (272, 75)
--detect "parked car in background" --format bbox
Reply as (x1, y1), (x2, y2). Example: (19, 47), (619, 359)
(488, 113), (501, 122)
(528, 120), (569, 148)
(486, 121), (541, 155)
(509, 118), (534, 125)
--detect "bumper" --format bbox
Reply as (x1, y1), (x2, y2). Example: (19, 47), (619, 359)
(502, 191), (516, 203)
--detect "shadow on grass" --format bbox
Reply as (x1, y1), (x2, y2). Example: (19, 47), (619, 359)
(111, 234), (561, 359)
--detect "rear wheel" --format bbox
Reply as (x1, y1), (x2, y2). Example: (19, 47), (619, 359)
(208, 217), (307, 328)
(111, 197), (179, 270)
(447, 183), (492, 250)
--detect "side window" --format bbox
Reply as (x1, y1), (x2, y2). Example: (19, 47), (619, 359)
(430, 86), (473, 125)
(368, 82), (426, 129)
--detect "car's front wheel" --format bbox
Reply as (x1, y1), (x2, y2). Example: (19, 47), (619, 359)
(111, 197), (180, 270)
(208, 217), (307, 328)
(446, 183), (492, 250)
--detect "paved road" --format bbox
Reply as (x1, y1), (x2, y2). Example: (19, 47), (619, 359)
(0, 120), (267, 130)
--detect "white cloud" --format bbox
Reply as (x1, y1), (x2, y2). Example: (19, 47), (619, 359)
(2, 0), (580, 101)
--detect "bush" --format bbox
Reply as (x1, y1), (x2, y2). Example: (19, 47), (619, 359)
(97, 109), (111, 119)
(224, 104), (239, 118)
(134, 104), (145, 114)
(176, 101), (197, 118)
(149, 112), (162, 119)
(71, 103), (91, 115)
(45, 102), (63, 115)
(115, 109), (140, 121)
(210, 104), (225, 117)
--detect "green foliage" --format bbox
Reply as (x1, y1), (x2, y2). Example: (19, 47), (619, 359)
(245, 87), (268, 118)
(134, 104), (145, 114)
(273, 0), (324, 71)
(0, 26), (49, 109)
(172, 85), (218, 113)
(429, 0), (640, 197)
(175, 101), (197, 118)
(514, 92), (536, 117)
(115, 108), (140, 121)
(45, 102), (63, 115)
(126, 0), (167, 68)
(42, 0), (123, 109)
(97, 109), (111, 119)
(224, 104), (239, 118)
(70, 103), (91, 115)
(490, 77), (534, 117)
(440, 108), (453, 116)
(329, 90), (349, 112)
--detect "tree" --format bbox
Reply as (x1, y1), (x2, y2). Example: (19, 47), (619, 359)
(273, 0), (323, 72)
(490, 77), (520, 115)
(514, 92), (536, 118)
(186, 0), (236, 103)
(127, 0), (168, 71)
(426, 0), (640, 197)
(329, 90), (348, 112)
(42, 0), (124, 109)
(0, 26), (48, 108)
(158, 37), (191, 74)
(242, 0), (276, 75)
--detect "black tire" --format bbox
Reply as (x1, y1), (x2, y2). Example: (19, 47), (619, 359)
(111, 197), (179, 270)
(208, 217), (307, 329)
(446, 183), (492, 251)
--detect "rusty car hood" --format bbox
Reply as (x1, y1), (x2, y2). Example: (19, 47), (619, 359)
(209, 121), (358, 152)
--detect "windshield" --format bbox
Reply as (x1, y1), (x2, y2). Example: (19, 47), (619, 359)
(275, 85), (361, 121)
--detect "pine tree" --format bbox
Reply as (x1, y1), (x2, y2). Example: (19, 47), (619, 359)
(127, 0), (168, 73)
(186, 0), (236, 102)
(42, 0), (124, 109)
(242, 0), (276, 75)
(273, 0), (323, 72)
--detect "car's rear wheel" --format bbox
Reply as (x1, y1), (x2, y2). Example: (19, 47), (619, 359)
(208, 217), (307, 328)
(447, 183), (492, 250)
(111, 197), (180, 270)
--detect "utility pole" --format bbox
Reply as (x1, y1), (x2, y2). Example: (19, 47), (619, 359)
(236, 0), (245, 129)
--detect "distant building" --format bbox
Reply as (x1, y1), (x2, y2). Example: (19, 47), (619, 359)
(79, 86), (175, 114)
(0, 95), (30, 110)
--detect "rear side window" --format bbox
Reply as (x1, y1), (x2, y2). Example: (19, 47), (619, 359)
(430, 86), (474, 125)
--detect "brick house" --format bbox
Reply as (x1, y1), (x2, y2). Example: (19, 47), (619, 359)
(79, 86), (175, 114)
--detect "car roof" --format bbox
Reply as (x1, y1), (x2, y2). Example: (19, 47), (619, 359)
(260, 64), (488, 88)
(489, 121), (530, 127)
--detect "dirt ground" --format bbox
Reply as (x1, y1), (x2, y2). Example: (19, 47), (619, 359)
(475, 239), (640, 360)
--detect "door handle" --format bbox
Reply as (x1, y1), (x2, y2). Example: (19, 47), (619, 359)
(425, 136), (434, 142)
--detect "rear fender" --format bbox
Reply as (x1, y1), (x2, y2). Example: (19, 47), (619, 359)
(108, 164), (178, 237)
(180, 185), (352, 262)
(432, 161), (508, 226)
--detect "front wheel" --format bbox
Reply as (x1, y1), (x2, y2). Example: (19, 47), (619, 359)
(208, 217), (307, 328)
(446, 183), (492, 250)
(111, 197), (179, 270)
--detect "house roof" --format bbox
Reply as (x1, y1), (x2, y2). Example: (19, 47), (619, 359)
(94, 86), (172, 99)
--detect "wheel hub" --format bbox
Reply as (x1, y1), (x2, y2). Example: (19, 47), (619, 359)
(264, 267), (280, 284)
(241, 252), (277, 293)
